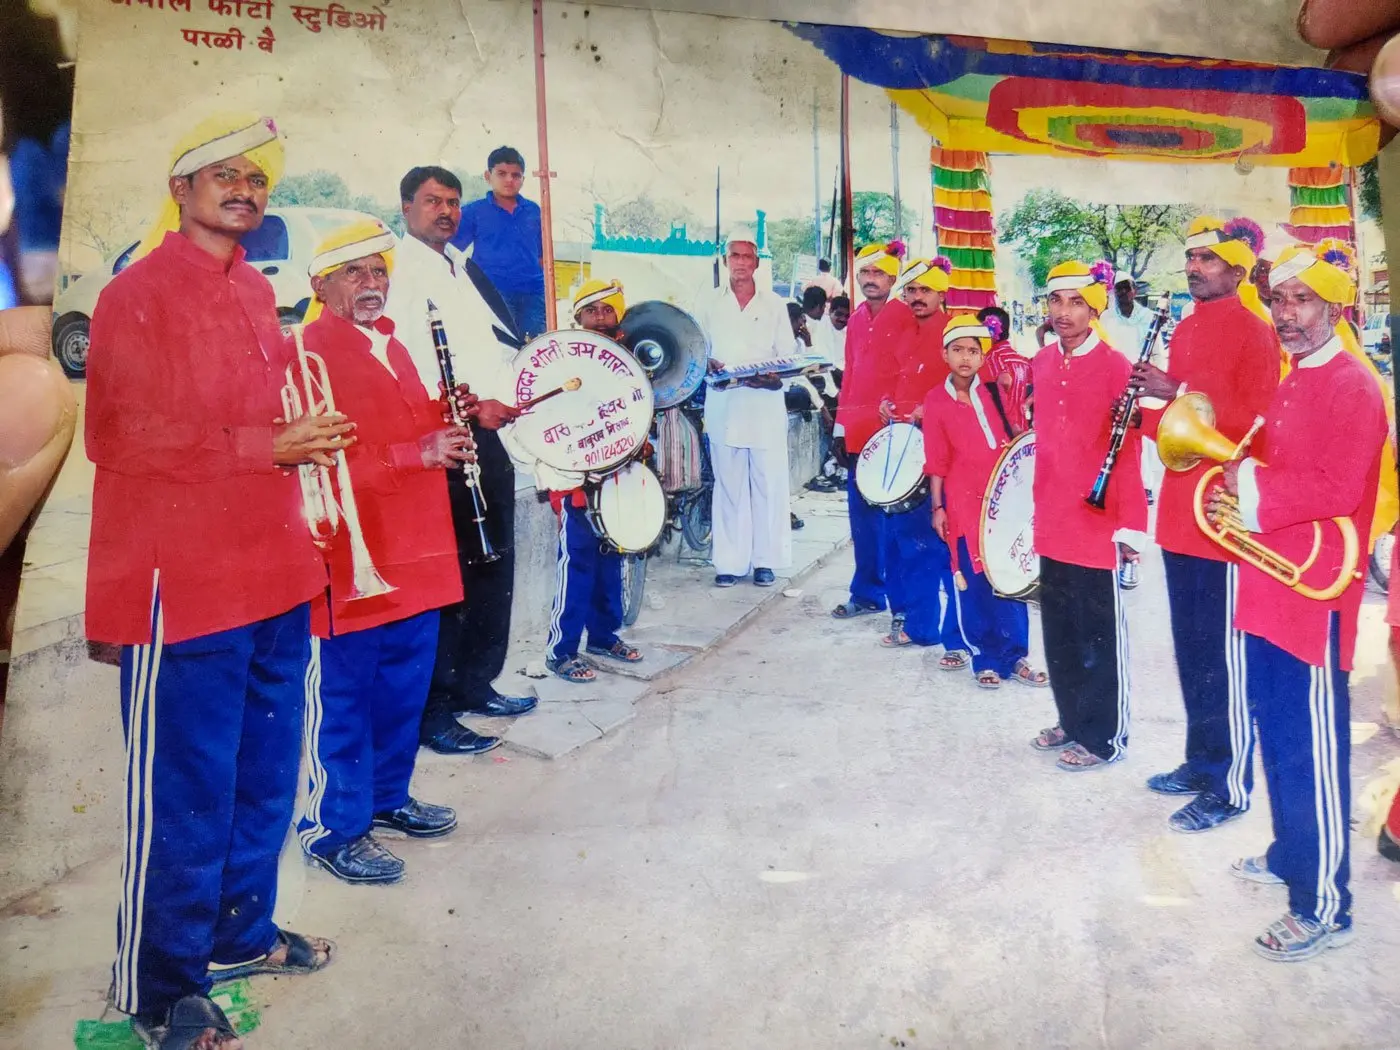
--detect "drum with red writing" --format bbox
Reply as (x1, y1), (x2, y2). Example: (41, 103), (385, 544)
(979, 431), (1039, 601)
(508, 331), (655, 473)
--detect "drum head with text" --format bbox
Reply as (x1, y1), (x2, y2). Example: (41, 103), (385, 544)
(980, 431), (1039, 599)
(855, 423), (926, 508)
(591, 462), (666, 553)
(510, 331), (654, 473)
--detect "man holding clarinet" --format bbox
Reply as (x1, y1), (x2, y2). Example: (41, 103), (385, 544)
(1130, 217), (1280, 832)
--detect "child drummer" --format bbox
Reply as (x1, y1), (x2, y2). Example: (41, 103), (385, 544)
(539, 279), (644, 683)
(921, 315), (1048, 690)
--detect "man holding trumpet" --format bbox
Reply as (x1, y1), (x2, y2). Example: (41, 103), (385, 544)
(86, 112), (334, 1049)
(294, 219), (473, 884)
(1202, 245), (1386, 961)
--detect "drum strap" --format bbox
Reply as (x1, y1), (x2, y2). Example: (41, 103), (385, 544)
(462, 257), (524, 350)
(986, 382), (1016, 442)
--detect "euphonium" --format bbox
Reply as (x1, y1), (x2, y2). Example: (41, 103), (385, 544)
(282, 325), (395, 601)
(1158, 392), (1360, 602)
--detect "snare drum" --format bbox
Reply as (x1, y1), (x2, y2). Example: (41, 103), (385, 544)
(587, 461), (667, 554)
(979, 431), (1039, 601)
(509, 331), (654, 474)
(855, 423), (928, 514)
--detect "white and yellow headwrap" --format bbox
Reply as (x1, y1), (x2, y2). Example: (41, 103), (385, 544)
(943, 313), (991, 350)
(900, 257), (951, 293)
(1270, 240), (1397, 546)
(1187, 215), (1270, 321)
(1045, 260), (1109, 315)
(133, 112), (285, 262)
(855, 242), (902, 279)
(572, 278), (625, 322)
(303, 217), (396, 323)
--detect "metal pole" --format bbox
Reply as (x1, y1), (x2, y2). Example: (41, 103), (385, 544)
(812, 90), (822, 261)
(890, 101), (902, 243)
(532, 0), (558, 331)
(840, 75), (854, 294)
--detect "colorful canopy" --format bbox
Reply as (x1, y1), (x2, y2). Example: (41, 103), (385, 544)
(788, 27), (1381, 168)
(932, 148), (997, 309)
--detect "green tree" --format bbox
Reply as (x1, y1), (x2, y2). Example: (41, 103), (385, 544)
(600, 195), (703, 240)
(850, 191), (915, 247)
(766, 215), (819, 286)
(998, 189), (1194, 288)
(270, 170), (404, 234)
(1359, 158), (1381, 222)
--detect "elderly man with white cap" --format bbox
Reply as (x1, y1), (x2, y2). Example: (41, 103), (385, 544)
(693, 226), (794, 588)
(86, 112), (336, 1049)
(295, 218), (474, 886)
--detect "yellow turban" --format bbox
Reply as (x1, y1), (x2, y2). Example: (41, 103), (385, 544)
(302, 217), (396, 324)
(132, 112), (285, 263)
(942, 313), (991, 351)
(1045, 260), (1108, 315)
(1185, 216), (1259, 275)
(900, 258), (950, 293)
(1270, 241), (1397, 546)
(572, 278), (625, 322)
(855, 242), (901, 279)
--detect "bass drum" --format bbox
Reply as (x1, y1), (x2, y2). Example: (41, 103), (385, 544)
(855, 422), (928, 514)
(587, 461), (667, 554)
(980, 431), (1039, 601)
(508, 330), (654, 473)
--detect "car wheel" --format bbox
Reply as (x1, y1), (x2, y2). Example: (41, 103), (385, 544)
(52, 312), (90, 378)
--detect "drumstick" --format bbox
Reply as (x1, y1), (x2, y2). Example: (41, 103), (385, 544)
(518, 377), (582, 411)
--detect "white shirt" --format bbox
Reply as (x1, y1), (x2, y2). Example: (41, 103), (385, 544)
(693, 282), (792, 449)
(823, 317), (847, 371)
(365, 326), (397, 378)
(384, 233), (516, 404)
(1100, 301), (1155, 362)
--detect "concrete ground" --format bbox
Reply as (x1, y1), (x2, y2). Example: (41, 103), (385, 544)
(5, 539), (1400, 1048)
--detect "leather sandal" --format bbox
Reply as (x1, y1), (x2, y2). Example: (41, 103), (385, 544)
(207, 929), (335, 983)
(132, 995), (241, 1050)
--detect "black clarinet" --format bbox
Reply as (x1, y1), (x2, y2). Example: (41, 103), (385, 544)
(428, 299), (501, 564)
(1085, 292), (1172, 510)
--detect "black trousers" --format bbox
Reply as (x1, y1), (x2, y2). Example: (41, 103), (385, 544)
(422, 427), (516, 728)
(1039, 556), (1129, 760)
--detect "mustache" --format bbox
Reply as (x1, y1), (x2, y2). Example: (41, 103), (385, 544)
(222, 197), (256, 209)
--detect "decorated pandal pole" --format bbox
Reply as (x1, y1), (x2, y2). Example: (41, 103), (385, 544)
(788, 25), (1383, 311)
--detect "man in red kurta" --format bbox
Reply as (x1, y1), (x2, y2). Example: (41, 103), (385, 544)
(873, 257), (962, 649)
(1219, 246), (1385, 961)
(1029, 260), (1148, 772)
(295, 221), (472, 886)
(831, 242), (916, 618)
(1131, 216), (1281, 833)
(86, 113), (335, 1048)
(923, 315), (1045, 688)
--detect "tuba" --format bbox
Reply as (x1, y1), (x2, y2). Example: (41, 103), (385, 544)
(1157, 392), (1360, 602)
(281, 325), (395, 601)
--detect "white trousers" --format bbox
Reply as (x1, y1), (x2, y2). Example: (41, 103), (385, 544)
(710, 442), (792, 576)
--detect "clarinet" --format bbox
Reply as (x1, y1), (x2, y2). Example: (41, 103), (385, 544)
(428, 299), (501, 565)
(1085, 292), (1173, 510)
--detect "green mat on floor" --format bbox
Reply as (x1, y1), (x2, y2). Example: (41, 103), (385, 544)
(73, 980), (260, 1048)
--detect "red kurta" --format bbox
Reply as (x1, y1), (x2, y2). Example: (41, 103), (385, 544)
(836, 296), (916, 454)
(302, 312), (463, 637)
(1234, 344), (1385, 670)
(892, 310), (949, 416)
(922, 377), (1010, 573)
(1031, 333), (1149, 570)
(85, 232), (325, 645)
(1140, 295), (1280, 560)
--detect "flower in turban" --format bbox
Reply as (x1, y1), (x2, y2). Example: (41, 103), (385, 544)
(942, 313), (991, 351)
(133, 112), (284, 262)
(1045, 259), (1111, 314)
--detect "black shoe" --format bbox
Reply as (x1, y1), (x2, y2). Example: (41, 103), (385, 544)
(1168, 792), (1245, 833)
(1380, 826), (1400, 863)
(373, 797), (458, 838)
(421, 720), (503, 755)
(790, 512), (805, 530)
(456, 693), (538, 717)
(309, 834), (404, 884)
(1146, 763), (1211, 795)
(754, 567), (776, 586)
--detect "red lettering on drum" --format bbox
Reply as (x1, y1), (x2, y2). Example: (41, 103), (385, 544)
(530, 340), (563, 370)
(596, 348), (635, 376)
(542, 422), (571, 445)
(597, 396), (627, 419)
(631, 386), (647, 402)
(568, 340), (598, 360)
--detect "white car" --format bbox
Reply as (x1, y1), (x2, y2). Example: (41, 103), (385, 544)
(51, 206), (383, 377)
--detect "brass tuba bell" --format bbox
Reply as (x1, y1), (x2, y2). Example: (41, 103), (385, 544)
(1158, 392), (1360, 602)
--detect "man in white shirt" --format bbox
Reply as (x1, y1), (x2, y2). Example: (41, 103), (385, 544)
(811, 258), (844, 300)
(385, 165), (538, 756)
(694, 230), (794, 587)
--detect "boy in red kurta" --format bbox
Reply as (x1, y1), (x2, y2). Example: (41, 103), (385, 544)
(831, 242), (916, 618)
(1221, 246), (1386, 961)
(295, 222), (473, 886)
(1029, 261), (1148, 772)
(923, 315), (1046, 688)
(1131, 216), (1281, 834)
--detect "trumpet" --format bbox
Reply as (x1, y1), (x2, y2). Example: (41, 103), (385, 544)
(1157, 392), (1361, 601)
(281, 325), (395, 601)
